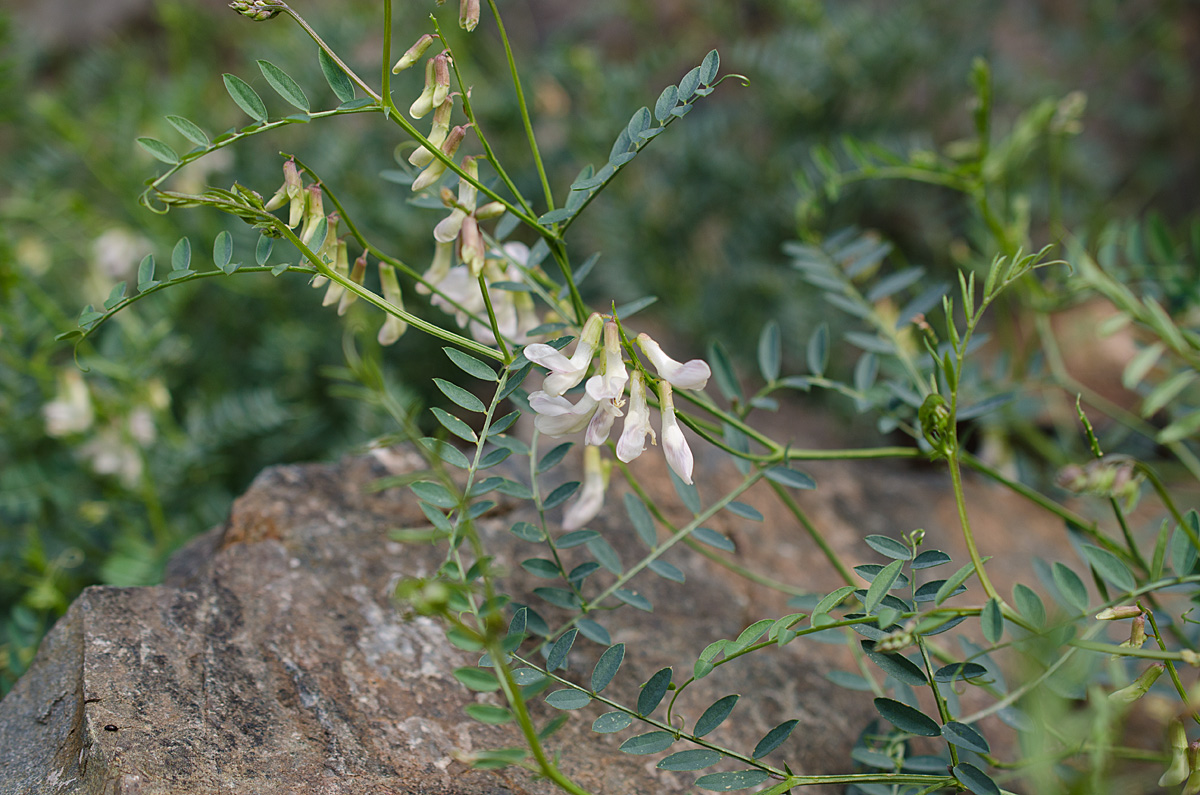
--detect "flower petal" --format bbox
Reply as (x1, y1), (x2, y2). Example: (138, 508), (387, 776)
(637, 333), (711, 391)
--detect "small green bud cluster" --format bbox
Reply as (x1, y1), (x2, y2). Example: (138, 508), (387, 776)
(228, 0), (282, 21)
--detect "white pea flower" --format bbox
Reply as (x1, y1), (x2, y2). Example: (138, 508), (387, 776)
(616, 370), (655, 463)
(586, 320), (628, 402)
(523, 313), (604, 397)
(659, 381), (694, 484)
(563, 446), (609, 531)
(43, 370), (94, 437)
(528, 390), (598, 437)
(585, 396), (623, 446)
(637, 333), (711, 391)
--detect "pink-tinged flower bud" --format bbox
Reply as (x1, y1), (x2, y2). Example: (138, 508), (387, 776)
(637, 333), (711, 390)
(431, 54), (451, 109)
(392, 33), (437, 73)
(475, 201), (505, 220)
(1185, 742), (1200, 795)
(659, 381), (694, 484)
(523, 313), (604, 397)
(418, 241), (454, 295)
(616, 370), (655, 463)
(586, 321), (628, 402)
(411, 125), (466, 192)
(410, 99), (453, 167)
(337, 252), (368, 316)
(1127, 615), (1147, 649)
(322, 239), (349, 307)
(284, 160), (305, 227)
(563, 446), (609, 530)
(459, 0), (480, 31)
(459, 215), (485, 276)
(528, 390), (598, 437)
(298, 185), (325, 246)
(1109, 663), (1164, 704)
(1095, 605), (1142, 621)
(410, 58), (437, 119)
(377, 262), (408, 345)
(434, 159), (479, 242)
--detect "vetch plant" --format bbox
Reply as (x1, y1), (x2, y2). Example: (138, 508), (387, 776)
(54, 1), (1200, 793)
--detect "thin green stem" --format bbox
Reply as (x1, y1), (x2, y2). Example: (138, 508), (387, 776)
(947, 450), (999, 602)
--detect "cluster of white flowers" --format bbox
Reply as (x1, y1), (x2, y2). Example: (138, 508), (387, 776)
(523, 313), (711, 528)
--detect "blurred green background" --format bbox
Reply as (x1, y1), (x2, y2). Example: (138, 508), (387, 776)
(2, 0), (1197, 691)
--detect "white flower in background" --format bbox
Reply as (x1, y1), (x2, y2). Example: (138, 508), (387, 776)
(127, 407), (156, 446)
(43, 370), (94, 437)
(528, 390), (598, 437)
(563, 445), (609, 531)
(616, 370), (655, 462)
(79, 427), (142, 489)
(91, 228), (150, 282)
(658, 381), (694, 484)
(523, 313), (604, 397)
(637, 333), (711, 390)
(586, 320), (628, 402)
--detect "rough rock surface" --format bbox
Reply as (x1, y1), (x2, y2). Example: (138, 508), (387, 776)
(0, 404), (1071, 794)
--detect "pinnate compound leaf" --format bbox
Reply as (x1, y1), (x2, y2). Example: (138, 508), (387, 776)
(444, 347), (498, 381)
(223, 73), (268, 122)
(137, 137), (179, 164)
(258, 59), (310, 111)
(873, 697), (940, 736)
(592, 712), (632, 733)
(638, 668), (672, 715)
(1082, 544), (1136, 592)
(544, 689), (591, 710)
(619, 731), (675, 755)
(942, 721), (990, 754)
(657, 749), (723, 771)
(693, 770), (769, 792)
(953, 762), (1001, 795)
(318, 47), (355, 103)
(591, 644), (625, 694)
(694, 694), (739, 737)
(165, 114), (209, 146)
(752, 719), (798, 758)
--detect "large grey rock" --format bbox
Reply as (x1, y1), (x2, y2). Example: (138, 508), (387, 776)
(0, 407), (1068, 794)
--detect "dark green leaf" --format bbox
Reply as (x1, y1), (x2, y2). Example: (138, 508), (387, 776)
(670, 469), (701, 514)
(1082, 545), (1136, 592)
(932, 662), (989, 683)
(873, 697), (940, 736)
(587, 536), (622, 575)
(647, 559), (685, 583)
(912, 550), (951, 570)
(698, 49), (720, 85)
(444, 347), (498, 381)
(535, 587), (581, 610)
(576, 618), (610, 645)
(557, 530), (599, 549)
(708, 340), (742, 401)
(1012, 584), (1046, 628)
(953, 762), (1001, 795)
(410, 481), (458, 509)
(863, 642), (927, 685)
(520, 558), (560, 579)
(863, 560), (904, 614)
(1052, 562), (1089, 613)
(453, 666), (500, 691)
(255, 233), (272, 265)
(654, 85), (679, 122)
(434, 378), (486, 413)
(137, 254), (156, 289)
(465, 703), (512, 724)
(509, 521), (544, 543)
(614, 588), (652, 612)
(136, 137), (179, 164)
(619, 731), (674, 755)
(477, 447), (511, 469)
(942, 722), (990, 754)
(758, 320), (781, 382)
(487, 410), (520, 436)
(765, 466), (816, 490)
(546, 629), (577, 671)
(864, 535), (911, 560)
(544, 689), (591, 710)
(212, 231), (233, 270)
(543, 481), (580, 510)
(591, 644), (625, 693)
(318, 47), (355, 103)
(624, 493), (657, 547)
(914, 580), (963, 603)
(172, 237), (192, 271)
(693, 527), (734, 552)
(725, 501), (763, 522)
(638, 668), (672, 715)
(693, 770), (769, 792)
(678, 65), (702, 99)
(592, 712), (633, 733)
(728, 619), (773, 654)
(223, 73), (268, 122)
(258, 59), (309, 111)
(165, 115), (209, 146)
(980, 598), (1003, 643)
(538, 442), (573, 473)
(812, 585), (857, 620)
(419, 437), (470, 469)
(431, 407), (477, 442)
(752, 720), (798, 758)
(807, 323), (829, 377)
(935, 560), (981, 605)
(657, 749), (723, 771)
(694, 694), (739, 737)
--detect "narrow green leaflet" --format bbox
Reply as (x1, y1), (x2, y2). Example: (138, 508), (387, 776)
(255, 233), (273, 265)
(812, 585), (857, 621)
(520, 558), (560, 579)
(669, 468), (702, 514)
(213, 231), (233, 271)
(257, 60), (310, 111)
(165, 114), (210, 147)
(765, 466), (816, 490)
(434, 378), (486, 413)
(1081, 545), (1136, 592)
(444, 347), (498, 381)
(1051, 562), (1089, 613)
(538, 442), (573, 473)
(694, 694), (739, 737)
(409, 481), (458, 509)
(953, 763), (1001, 795)
(863, 643), (927, 686)
(693, 770), (769, 792)
(873, 697), (940, 736)
(807, 323), (829, 377)
(614, 588), (652, 612)
(223, 73), (268, 122)
(980, 597), (1003, 643)
(591, 644), (625, 693)
(726, 501), (763, 521)
(728, 619), (774, 655)
(935, 559), (982, 605)
(638, 668), (672, 715)
(624, 493), (657, 547)
(863, 559), (903, 614)
(708, 340), (742, 402)
(318, 47), (355, 103)
(942, 721), (990, 754)
(453, 667), (500, 692)
(465, 704), (512, 725)
(752, 719), (798, 758)
(419, 438), (470, 469)
(592, 712), (633, 733)
(546, 629), (577, 671)
(577, 618), (611, 646)
(543, 481), (580, 510)
(172, 237), (192, 271)
(758, 320), (781, 382)
(137, 254), (157, 290)
(544, 689), (591, 710)
(619, 731), (675, 755)
(864, 535), (912, 560)
(657, 749), (723, 772)
(932, 662), (989, 683)
(647, 559), (685, 583)
(431, 407), (477, 442)
(587, 536), (622, 575)
(693, 527), (735, 551)
(136, 137), (179, 164)
(912, 550), (951, 570)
